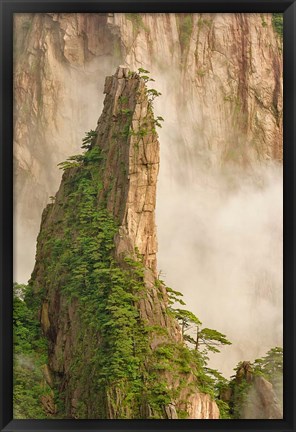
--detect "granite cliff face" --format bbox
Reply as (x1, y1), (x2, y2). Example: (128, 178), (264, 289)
(30, 67), (219, 419)
(230, 361), (282, 419)
(242, 376), (282, 419)
(14, 12), (282, 282)
(14, 13), (283, 418)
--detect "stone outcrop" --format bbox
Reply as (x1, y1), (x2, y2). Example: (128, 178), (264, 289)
(187, 393), (220, 419)
(241, 375), (282, 419)
(14, 13), (283, 420)
(13, 13), (283, 282)
(107, 13), (283, 164)
(233, 361), (282, 419)
(30, 67), (219, 419)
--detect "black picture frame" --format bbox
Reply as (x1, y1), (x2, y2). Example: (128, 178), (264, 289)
(0, 1), (295, 431)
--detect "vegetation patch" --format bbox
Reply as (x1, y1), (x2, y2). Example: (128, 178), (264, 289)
(178, 14), (194, 51)
(13, 283), (53, 418)
(15, 71), (240, 419)
(126, 13), (149, 33)
(272, 13), (283, 38)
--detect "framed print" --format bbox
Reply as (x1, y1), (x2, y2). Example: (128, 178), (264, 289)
(0, 0), (295, 431)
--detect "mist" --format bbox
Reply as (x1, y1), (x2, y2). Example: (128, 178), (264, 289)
(156, 158), (282, 377)
(120, 63), (282, 377)
(13, 16), (283, 379)
(13, 55), (114, 284)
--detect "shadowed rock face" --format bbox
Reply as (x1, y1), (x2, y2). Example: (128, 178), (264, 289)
(239, 374), (282, 419)
(234, 361), (282, 419)
(30, 67), (219, 419)
(250, 377), (283, 419)
(246, 376), (282, 419)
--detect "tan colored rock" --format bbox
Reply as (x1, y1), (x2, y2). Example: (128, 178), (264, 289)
(13, 13), (282, 283)
(187, 393), (220, 419)
(241, 376), (282, 419)
(42, 364), (53, 388)
(41, 393), (57, 415)
(30, 68), (219, 419)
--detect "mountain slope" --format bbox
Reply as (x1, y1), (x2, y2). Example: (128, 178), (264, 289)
(29, 67), (219, 419)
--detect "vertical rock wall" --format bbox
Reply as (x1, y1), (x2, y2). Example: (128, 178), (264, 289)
(13, 11), (283, 410)
(13, 12), (282, 282)
(30, 67), (219, 419)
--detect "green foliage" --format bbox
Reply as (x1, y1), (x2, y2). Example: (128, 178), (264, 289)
(164, 286), (232, 411)
(198, 17), (212, 29)
(168, 295), (231, 356)
(147, 88), (162, 101)
(118, 95), (129, 105)
(119, 108), (132, 116)
(252, 347), (283, 379)
(174, 308), (202, 330)
(228, 347), (283, 418)
(58, 133), (102, 171)
(205, 367), (229, 396)
(272, 13), (283, 38)
(196, 69), (206, 78)
(81, 129), (98, 150)
(216, 399), (232, 419)
(126, 13), (148, 33)
(131, 70), (163, 133)
(252, 346), (283, 407)
(165, 286), (186, 305)
(118, 94), (132, 117)
(198, 328), (231, 353)
(137, 68), (156, 85)
(13, 283), (51, 419)
(57, 154), (84, 170)
(138, 67), (150, 74)
(136, 69), (162, 102)
(83, 146), (105, 164)
(14, 358), (49, 419)
(28, 73), (233, 417)
(38, 143), (158, 417)
(13, 283), (46, 357)
(179, 14), (193, 49)
(229, 373), (252, 419)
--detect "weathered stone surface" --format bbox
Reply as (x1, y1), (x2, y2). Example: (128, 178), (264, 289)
(187, 393), (220, 419)
(40, 393), (57, 415)
(241, 376), (282, 419)
(30, 67), (220, 419)
(234, 360), (283, 419)
(14, 13), (282, 283)
(86, 66), (160, 273)
(15, 13), (282, 419)
(108, 13), (282, 164)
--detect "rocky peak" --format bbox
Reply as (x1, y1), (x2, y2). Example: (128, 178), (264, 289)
(242, 376), (282, 419)
(95, 66), (159, 274)
(30, 67), (219, 419)
(14, 13), (283, 285)
(231, 360), (282, 419)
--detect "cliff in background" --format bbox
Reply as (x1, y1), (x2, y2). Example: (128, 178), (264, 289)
(13, 12), (283, 282)
(226, 359), (282, 419)
(29, 67), (219, 419)
(13, 13), (283, 418)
